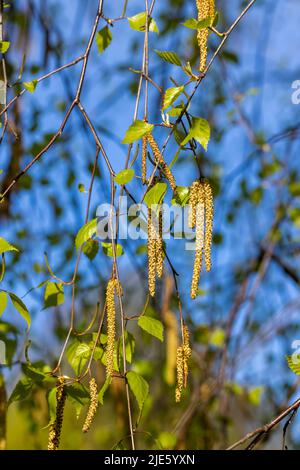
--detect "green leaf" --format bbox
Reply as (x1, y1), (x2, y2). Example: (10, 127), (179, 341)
(114, 168), (135, 185)
(44, 282), (64, 309)
(23, 79), (38, 93)
(96, 26), (112, 54)
(82, 239), (99, 260)
(66, 384), (90, 418)
(144, 182), (167, 207)
(154, 50), (182, 66)
(9, 292), (31, 329)
(182, 17), (212, 30)
(122, 120), (154, 144)
(128, 12), (159, 33)
(75, 218), (98, 250)
(66, 340), (90, 374)
(47, 388), (57, 426)
(0, 41), (10, 53)
(127, 371), (149, 410)
(98, 377), (112, 405)
(181, 117), (211, 150)
(0, 291), (7, 317)
(138, 316), (164, 342)
(171, 186), (189, 206)
(287, 355), (300, 375)
(289, 208), (300, 228)
(209, 328), (225, 347)
(8, 377), (33, 405)
(168, 103), (185, 117)
(101, 242), (124, 258)
(78, 183), (86, 193)
(248, 386), (264, 406)
(289, 182), (300, 197)
(0, 237), (19, 255)
(162, 86), (184, 110)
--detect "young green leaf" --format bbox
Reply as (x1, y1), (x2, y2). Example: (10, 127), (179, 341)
(8, 377), (33, 405)
(144, 182), (167, 207)
(66, 340), (90, 374)
(98, 376), (112, 405)
(154, 50), (182, 66)
(101, 242), (124, 258)
(9, 292), (31, 328)
(75, 218), (98, 250)
(0, 41), (10, 53)
(162, 86), (184, 111)
(122, 120), (154, 144)
(128, 12), (159, 33)
(171, 186), (189, 206)
(138, 315), (164, 342)
(0, 291), (7, 317)
(82, 239), (99, 260)
(0, 237), (19, 255)
(182, 17), (212, 30)
(44, 282), (64, 309)
(114, 168), (135, 185)
(96, 26), (112, 54)
(287, 355), (300, 375)
(181, 117), (211, 150)
(23, 79), (38, 93)
(127, 370), (149, 410)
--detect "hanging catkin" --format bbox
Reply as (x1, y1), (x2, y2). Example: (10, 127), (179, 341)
(190, 183), (205, 299)
(188, 180), (201, 229)
(196, 0), (215, 72)
(106, 278), (117, 377)
(156, 206), (164, 279)
(82, 377), (98, 433)
(165, 310), (178, 386)
(146, 133), (177, 192)
(203, 178), (213, 272)
(142, 136), (147, 185)
(148, 207), (157, 297)
(48, 377), (67, 451)
(175, 346), (184, 403)
(183, 325), (192, 388)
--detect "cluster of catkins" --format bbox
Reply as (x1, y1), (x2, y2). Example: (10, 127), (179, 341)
(196, 0), (215, 72)
(175, 325), (192, 402)
(148, 205), (164, 297)
(105, 277), (122, 378)
(189, 179), (213, 299)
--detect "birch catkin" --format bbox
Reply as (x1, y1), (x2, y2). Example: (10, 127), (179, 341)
(48, 377), (66, 451)
(82, 377), (98, 433)
(148, 208), (157, 297)
(156, 206), (164, 279)
(190, 179), (213, 298)
(165, 310), (178, 386)
(196, 0), (215, 72)
(142, 136), (147, 185)
(183, 325), (192, 388)
(175, 346), (184, 403)
(146, 133), (177, 192)
(106, 278), (117, 377)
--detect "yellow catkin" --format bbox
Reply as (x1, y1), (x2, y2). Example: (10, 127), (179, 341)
(156, 206), (164, 278)
(175, 346), (184, 403)
(188, 181), (201, 229)
(182, 325), (192, 388)
(165, 310), (178, 386)
(106, 278), (117, 377)
(142, 136), (147, 185)
(196, 0), (215, 72)
(48, 377), (66, 451)
(202, 178), (214, 272)
(148, 207), (156, 297)
(82, 378), (98, 433)
(190, 184), (205, 299)
(146, 134), (177, 192)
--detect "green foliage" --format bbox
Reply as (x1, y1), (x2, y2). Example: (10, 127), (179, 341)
(0, 41), (10, 53)
(127, 371), (149, 410)
(154, 50), (182, 66)
(114, 168), (135, 185)
(144, 182), (167, 207)
(122, 120), (154, 144)
(0, 291), (7, 317)
(162, 86), (184, 110)
(181, 117), (211, 150)
(128, 12), (159, 33)
(96, 26), (112, 54)
(138, 315), (164, 342)
(82, 239), (99, 260)
(44, 282), (64, 309)
(287, 355), (300, 375)
(23, 80), (38, 93)
(75, 218), (98, 250)
(9, 292), (31, 329)
(101, 242), (124, 257)
(9, 377), (33, 405)
(0, 237), (19, 255)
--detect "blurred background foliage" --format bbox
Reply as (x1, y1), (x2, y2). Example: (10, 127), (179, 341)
(1, 0), (300, 450)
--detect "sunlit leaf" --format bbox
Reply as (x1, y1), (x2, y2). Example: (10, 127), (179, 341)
(154, 50), (182, 66)
(181, 117), (211, 150)
(144, 182), (167, 207)
(0, 291), (7, 317)
(44, 282), (64, 309)
(162, 86), (184, 110)
(128, 12), (159, 33)
(96, 26), (112, 54)
(127, 370), (149, 410)
(0, 237), (19, 255)
(114, 168), (135, 185)
(9, 292), (31, 329)
(75, 218), (98, 250)
(138, 315), (164, 342)
(122, 120), (154, 144)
